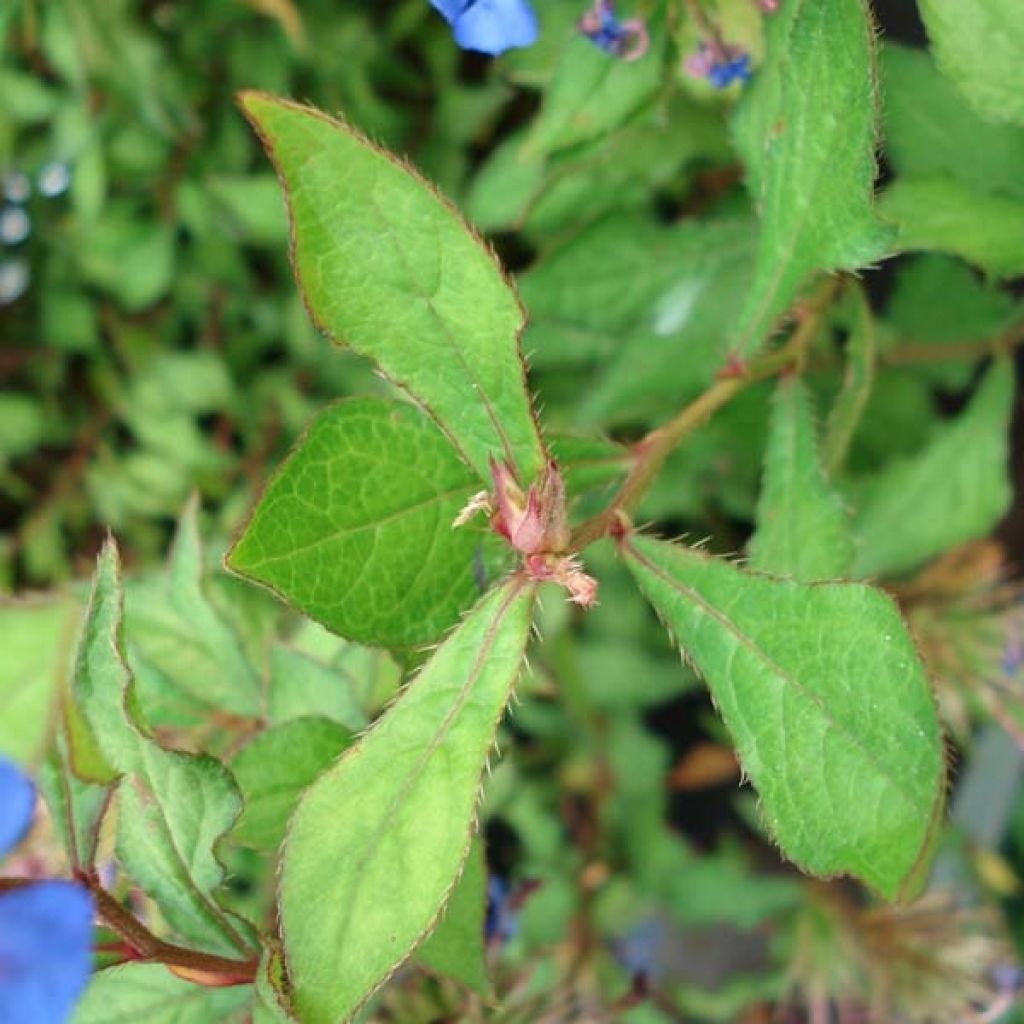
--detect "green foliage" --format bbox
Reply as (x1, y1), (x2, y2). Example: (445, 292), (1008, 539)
(880, 176), (1024, 278)
(229, 398), (498, 649)
(238, 93), (546, 484)
(625, 536), (944, 899)
(748, 376), (853, 581)
(280, 581), (533, 1021)
(416, 839), (492, 997)
(71, 963), (252, 1023)
(6, 2), (1024, 1021)
(851, 360), (1014, 579)
(917, 0), (1024, 126)
(730, 0), (892, 353)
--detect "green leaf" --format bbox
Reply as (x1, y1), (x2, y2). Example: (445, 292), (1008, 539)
(416, 839), (491, 997)
(71, 542), (251, 956)
(730, 0), (891, 354)
(231, 717), (352, 852)
(918, 0), (1024, 127)
(280, 580), (534, 1022)
(268, 646), (369, 731)
(879, 176), (1024, 279)
(520, 214), (754, 420)
(625, 536), (945, 899)
(229, 398), (501, 649)
(882, 44), (1024, 202)
(239, 92), (546, 483)
(0, 596), (79, 765)
(72, 964), (252, 1024)
(523, 32), (664, 157)
(822, 285), (876, 473)
(748, 377), (853, 581)
(885, 255), (1017, 390)
(76, 205), (175, 311)
(126, 497), (262, 722)
(851, 360), (1014, 579)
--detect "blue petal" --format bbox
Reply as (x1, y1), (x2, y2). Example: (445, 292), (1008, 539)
(0, 882), (94, 1024)
(428, 0), (469, 27)
(452, 0), (538, 55)
(0, 758), (35, 861)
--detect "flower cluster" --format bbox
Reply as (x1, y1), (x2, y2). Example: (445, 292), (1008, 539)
(0, 757), (94, 1022)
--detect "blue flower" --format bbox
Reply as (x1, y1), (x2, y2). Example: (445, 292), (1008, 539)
(578, 1), (649, 61)
(429, 0), (538, 56)
(0, 757), (94, 1024)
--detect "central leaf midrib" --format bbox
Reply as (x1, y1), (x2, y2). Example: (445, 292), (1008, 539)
(243, 484), (475, 567)
(302, 583), (529, 1001)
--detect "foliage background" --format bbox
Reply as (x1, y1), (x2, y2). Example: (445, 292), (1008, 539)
(3, 0), (1024, 1021)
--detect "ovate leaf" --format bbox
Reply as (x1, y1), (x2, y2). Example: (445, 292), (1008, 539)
(416, 839), (491, 997)
(229, 399), (501, 649)
(231, 717), (352, 852)
(748, 377), (853, 581)
(239, 92), (546, 483)
(851, 360), (1014, 579)
(625, 536), (945, 898)
(70, 543), (251, 956)
(730, 0), (891, 353)
(72, 964), (251, 1024)
(918, 0), (1024, 127)
(879, 176), (1024, 279)
(280, 581), (534, 1022)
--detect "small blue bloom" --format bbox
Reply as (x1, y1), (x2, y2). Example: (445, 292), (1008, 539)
(686, 43), (752, 89)
(429, 0), (538, 56)
(0, 757), (94, 1024)
(578, 1), (648, 61)
(707, 53), (751, 88)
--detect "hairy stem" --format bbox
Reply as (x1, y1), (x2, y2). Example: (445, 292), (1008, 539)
(0, 876), (258, 985)
(569, 278), (838, 550)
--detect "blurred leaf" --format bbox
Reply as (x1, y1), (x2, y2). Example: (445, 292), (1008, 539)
(76, 207), (175, 310)
(822, 285), (876, 472)
(206, 175), (289, 246)
(231, 717), (352, 852)
(280, 581), (533, 1022)
(239, 92), (546, 483)
(918, 0), (1024, 126)
(0, 597), (79, 765)
(267, 646), (369, 732)
(851, 360), (1014, 579)
(72, 963), (252, 1023)
(749, 376), (853, 581)
(730, 0), (891, 354)
(626, 536), (945, 899)
(416, 839), (491, 997)
(524, 31), (665, 157)
(0, 394), (46, 461)
(882, 44), (1024, 202)
(880, 176), (1024, 278)
(230, 398), (502, 650)
(521, 215), (752, 418)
